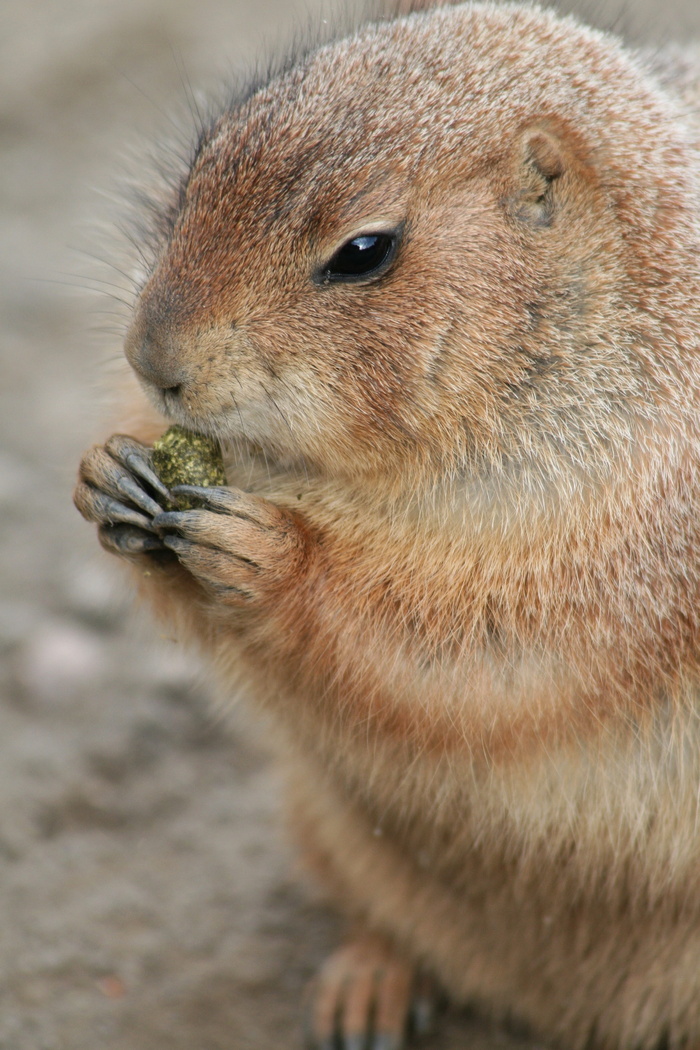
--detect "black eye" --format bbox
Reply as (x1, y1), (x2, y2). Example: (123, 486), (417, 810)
(319, 231), (399, 284)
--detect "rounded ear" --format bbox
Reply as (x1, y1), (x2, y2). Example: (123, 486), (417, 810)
(507, 127), (568, 227)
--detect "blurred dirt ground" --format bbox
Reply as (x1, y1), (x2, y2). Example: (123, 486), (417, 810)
(1, 1), (698, 1048)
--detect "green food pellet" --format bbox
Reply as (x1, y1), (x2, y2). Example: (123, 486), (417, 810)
(151, 426), (226, 508)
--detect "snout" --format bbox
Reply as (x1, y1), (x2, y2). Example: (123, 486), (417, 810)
(124, 301), (192, 396)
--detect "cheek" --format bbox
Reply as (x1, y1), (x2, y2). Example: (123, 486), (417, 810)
(414, 187), (540, 338)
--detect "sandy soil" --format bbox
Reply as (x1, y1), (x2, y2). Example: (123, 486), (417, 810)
(1, 1), (698, 1048)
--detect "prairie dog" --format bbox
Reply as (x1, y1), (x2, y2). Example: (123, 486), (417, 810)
(74, 3), (700, 1048)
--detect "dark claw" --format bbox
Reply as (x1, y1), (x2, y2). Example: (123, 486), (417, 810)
(343, 1036), (367, 1050)
(162, 534), (194, 554)
(93, 490), (158, 531)
(116, 472), (163, 517)
(171, 484), (232, 511)
(410, 996), (435, 1037)
(371, 1035), (402, 1050)
(99, 524), (164, 555)
(126, 451), (172, 502)
(104, 434), (172, 502)
(152, 510), (198, 532)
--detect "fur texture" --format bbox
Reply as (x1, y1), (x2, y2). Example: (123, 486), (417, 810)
(76, 4), (700, 1047)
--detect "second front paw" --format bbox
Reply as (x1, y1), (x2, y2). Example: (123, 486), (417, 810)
(152, 484), (308, 604)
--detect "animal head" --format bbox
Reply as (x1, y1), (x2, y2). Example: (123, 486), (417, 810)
(124, 2), (699, 489)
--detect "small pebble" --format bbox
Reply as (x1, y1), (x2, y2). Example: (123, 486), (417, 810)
(96, 975), (126, 1000)
(18, 621), (106, 703)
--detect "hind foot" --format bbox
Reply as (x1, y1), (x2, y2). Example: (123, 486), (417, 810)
(307, 932), (437, 1049)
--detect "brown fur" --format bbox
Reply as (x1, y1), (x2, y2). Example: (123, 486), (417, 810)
(76, 4), (700, 1048)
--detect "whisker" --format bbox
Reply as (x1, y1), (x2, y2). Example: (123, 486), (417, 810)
(261, 382), (294, 442)
(118, 71), (189, 140)
(29, 276), (133, 309)
(64, 273), (135, 298)
(67, 246), (138, 289)
(169, 43), (205, 136)
(260, 382), (309, 485)
(229, 384), (246, 436)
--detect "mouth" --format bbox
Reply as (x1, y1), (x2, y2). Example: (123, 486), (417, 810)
(149, 383), (221, 442)
(160, 386), (183, 414)
(144, 369), (299, 461)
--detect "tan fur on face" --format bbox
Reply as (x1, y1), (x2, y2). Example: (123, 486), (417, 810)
(87, 4), (700, 1048)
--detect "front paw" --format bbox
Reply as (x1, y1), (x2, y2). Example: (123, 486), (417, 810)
(152, 485), (306, 604)
(74, 435), (172, 560)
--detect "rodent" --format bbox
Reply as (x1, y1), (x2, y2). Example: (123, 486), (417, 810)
(73, 3), (700, 1048)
